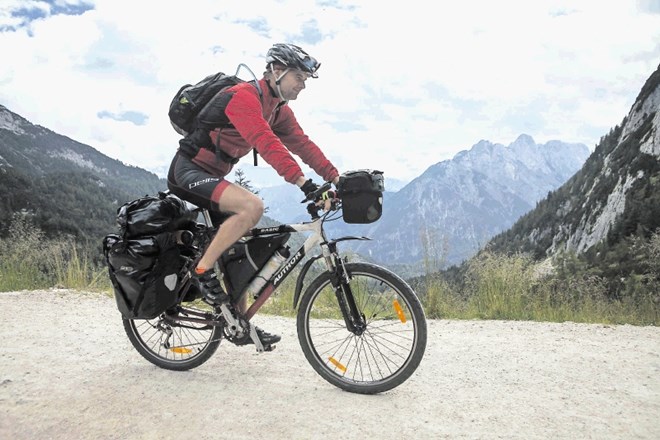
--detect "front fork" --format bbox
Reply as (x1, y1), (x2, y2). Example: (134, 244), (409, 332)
(326, 243), (367, 335)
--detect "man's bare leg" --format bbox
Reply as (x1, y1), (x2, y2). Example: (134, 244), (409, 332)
(194, 182), (280, 345)
(197, 183), (264, 269)
(196, 183), (263, 313)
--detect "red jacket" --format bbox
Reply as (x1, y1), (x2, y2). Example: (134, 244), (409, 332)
(190, 78), (339, 184)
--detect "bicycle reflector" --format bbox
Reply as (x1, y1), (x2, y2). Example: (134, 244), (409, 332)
(170, 347), (193, 354)
(328, 357), (347, 373)
(393, 300), (407, 323)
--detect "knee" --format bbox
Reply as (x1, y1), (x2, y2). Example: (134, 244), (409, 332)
(241, 195), (264, 225)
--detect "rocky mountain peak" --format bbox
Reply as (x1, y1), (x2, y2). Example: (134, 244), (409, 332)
(348, 134), (590, 268)
(510, 133), (536, 150)
(486, 63), (660, 261)
(0, 105), (50, 139)
(0, 105), (27, 136)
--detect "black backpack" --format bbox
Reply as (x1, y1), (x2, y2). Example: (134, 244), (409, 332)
(168, 64), (267, 166)
(168, 64), (263, 136)
(169, 72), (240, 136)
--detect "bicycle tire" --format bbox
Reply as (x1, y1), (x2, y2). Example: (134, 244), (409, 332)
(123, 305), (223, 371)
(297, 262), (427, 394)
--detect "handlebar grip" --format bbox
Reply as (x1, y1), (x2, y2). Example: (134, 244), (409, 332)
(300, 181), (334, 203)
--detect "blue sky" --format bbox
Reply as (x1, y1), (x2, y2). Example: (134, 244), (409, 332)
(1, 0), (659, 183)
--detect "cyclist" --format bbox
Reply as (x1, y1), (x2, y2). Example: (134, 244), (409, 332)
(167, 43), (340, 346)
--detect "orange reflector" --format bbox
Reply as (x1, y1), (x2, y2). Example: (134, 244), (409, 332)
(328, 357), (347, 373)
(393, 300), (407, 323)
(170, 347), (192, 354)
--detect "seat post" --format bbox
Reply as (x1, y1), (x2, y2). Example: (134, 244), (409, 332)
(201, 209), (214, 227)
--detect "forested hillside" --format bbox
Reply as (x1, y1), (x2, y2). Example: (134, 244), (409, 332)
(479, 63), (660, 296)
(0, 105), (167, 247)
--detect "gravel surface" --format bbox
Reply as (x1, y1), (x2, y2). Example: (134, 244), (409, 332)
(1, 289), (659, 440)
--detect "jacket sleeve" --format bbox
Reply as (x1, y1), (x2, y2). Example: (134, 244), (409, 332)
(223, 89), (306, 183)
(272, 106), (339, 183)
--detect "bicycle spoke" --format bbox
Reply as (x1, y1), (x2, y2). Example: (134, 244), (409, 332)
(124, 305), (223, 369)
(300, 263), (427, 393)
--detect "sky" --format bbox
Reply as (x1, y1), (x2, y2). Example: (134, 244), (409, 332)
(1, 0), (659, 184)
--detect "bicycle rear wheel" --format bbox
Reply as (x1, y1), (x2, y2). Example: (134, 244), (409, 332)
(123, 304), (223, 371)
(297, 262), (427, 394)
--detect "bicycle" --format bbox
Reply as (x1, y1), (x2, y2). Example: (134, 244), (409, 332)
(121, 182), (427, 394)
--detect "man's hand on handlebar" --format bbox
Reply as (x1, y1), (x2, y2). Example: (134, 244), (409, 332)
(299, 180), (340, 211)
(300, 178), (319, 200)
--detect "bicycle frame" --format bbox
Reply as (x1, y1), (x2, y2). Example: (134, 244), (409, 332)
(119, 181), (426, 392)
(198, 203), (370, 323)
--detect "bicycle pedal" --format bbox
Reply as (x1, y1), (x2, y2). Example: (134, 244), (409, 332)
(263, 344), (275, 352)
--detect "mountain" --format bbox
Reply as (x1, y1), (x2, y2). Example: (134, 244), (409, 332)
(0, 104), (166, 244)
(0, 105), (289, 251)
(486, 63), (660, 265)
(0, 106), (165, 196)
(348, 135), (590, 269)
(0, 102), (596, 273)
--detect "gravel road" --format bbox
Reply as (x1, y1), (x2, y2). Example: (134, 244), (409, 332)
(1, 290), (658, 439)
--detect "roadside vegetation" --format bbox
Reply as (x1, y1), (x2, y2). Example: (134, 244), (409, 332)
(1, 215), (657, 326)
(0, 214), (110, 293)
(419, 249), (659, 326)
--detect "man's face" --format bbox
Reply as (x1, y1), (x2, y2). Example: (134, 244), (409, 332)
(276, 69), (311, 100)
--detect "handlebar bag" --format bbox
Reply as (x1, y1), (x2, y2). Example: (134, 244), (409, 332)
(337, 170), (384, 224)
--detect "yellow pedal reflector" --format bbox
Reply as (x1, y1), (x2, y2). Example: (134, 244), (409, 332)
(170, 347), (192, 354)
(393, 300), (407, 323)
(328, 357), (347, 373)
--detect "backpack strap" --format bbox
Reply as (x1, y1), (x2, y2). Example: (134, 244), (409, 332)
(233, 63), (266, 167)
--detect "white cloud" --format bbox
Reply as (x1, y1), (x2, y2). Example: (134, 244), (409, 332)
(1, 0), (659, 182)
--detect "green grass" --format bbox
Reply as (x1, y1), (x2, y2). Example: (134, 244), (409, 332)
(0, 215), (111, 293)
(1, 216), (657, 326)
(422, 251), (659, 325)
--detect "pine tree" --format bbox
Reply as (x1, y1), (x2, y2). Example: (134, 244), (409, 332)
(233, 168), (259, 195)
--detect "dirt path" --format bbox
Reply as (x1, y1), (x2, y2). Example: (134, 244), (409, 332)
(1, 290), (658, 439)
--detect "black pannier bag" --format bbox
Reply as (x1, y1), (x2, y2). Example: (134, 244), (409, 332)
(103, 191), (197, 319)
(103, 232), (188, 320)
(337, 170), (385, 224)
(117, 192), (196, 239)
(219, 233), (290, 300)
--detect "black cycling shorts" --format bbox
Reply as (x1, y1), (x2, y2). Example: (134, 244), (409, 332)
(167, 152), (231, 212)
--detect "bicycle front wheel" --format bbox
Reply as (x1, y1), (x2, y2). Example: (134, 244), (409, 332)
(297, 262), (427, 394)
(123, 305), (223, 371)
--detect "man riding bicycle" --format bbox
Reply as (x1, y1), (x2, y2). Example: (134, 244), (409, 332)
(167, 43), (340, 346)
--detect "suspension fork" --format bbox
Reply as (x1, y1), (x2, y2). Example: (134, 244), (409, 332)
(327, 243), (367, 335)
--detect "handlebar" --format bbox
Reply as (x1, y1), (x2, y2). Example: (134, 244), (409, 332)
(300, 181), (333, 204)
(302, 181), (340, 220)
